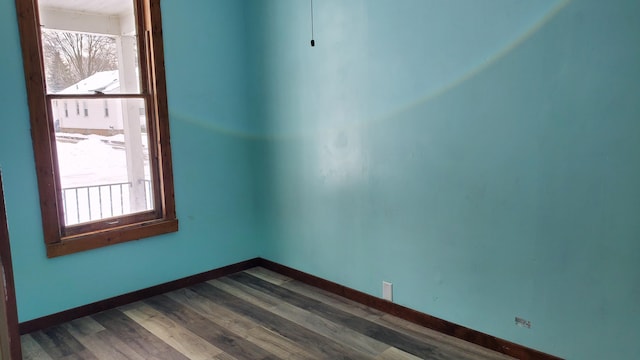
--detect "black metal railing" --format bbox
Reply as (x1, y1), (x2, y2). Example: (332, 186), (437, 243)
(61, 180), (153, 225)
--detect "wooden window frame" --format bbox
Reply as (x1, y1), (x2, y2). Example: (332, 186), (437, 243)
(16, 0), (178, 258)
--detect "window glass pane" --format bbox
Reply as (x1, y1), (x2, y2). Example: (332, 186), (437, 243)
(53, 98), (153, 225)
(38, 0), (140, 94)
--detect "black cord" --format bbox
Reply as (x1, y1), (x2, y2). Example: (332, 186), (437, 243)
(310, 0), (315, 46)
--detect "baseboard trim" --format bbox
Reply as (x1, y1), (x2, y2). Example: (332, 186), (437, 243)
(19, 257), (562, 360)
(256, 258), (563, 360)
(18, 257), (261, 334)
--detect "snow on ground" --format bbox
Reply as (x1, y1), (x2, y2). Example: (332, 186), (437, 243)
(55, 133), (151, 225)
(57, 135), (128, 188)
(56, 133), (149, 188)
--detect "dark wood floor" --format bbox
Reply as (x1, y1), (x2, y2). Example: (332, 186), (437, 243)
(22, 267), (515, 360)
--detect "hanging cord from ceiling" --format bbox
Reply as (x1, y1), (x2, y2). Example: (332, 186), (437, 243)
(310, 0), (315, 47)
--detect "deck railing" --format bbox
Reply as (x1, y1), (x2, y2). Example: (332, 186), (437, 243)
(61, 180), (153, 225)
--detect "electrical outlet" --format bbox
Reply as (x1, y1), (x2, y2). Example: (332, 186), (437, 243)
(515, 317), (531, 329)
(382, 281), (393, 301)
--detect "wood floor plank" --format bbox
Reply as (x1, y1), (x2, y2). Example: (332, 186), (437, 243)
(92, 308), (190, 360)
(269, 301), (388, 357)
(279, 276), (388, 320)
(61, 317), (146, 360)
(211, 277), (282, 309)
(376, 347), (424, 360)
(30, 325), (96, 359)
(192, 281), (376, 359)
(57, 351), (99, 360)
(166, 287), (257, 335)
(229, 272), (457, 360)
(216, 276), (389, 357)
(244, 267), (294, 286)
(252, 272), (514, 360)
(145, 294), (281, 360)
(66, 317), (105, 335)
(21, 334), (54, 360)
(245, 326), (317, 360)
(278, 275), (514, 360)
(376, 314), (516, 360)
(166, 288), (316, 359)
(122, 302), (226, 360)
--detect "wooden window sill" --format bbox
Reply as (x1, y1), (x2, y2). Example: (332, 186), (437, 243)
(46, 218), (178, 258)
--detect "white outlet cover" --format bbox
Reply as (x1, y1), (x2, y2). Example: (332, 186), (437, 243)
(382, 281), (393, 301)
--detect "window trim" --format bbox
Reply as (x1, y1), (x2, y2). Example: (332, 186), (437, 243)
(16, 0), (177, 258)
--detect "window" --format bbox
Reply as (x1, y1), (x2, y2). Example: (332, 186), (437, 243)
(16, 0), (178, 257)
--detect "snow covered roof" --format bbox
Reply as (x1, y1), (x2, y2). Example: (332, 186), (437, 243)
(57, 70), (119, 94)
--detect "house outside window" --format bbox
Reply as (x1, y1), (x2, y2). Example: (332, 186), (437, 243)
(16, 0), (178, 257)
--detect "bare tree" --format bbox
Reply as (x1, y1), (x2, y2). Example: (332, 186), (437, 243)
(42, 30), (118, 92)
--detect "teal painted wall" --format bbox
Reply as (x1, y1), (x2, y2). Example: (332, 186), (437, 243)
(0, 0), (261, 322)
(252, 1), (640, 359)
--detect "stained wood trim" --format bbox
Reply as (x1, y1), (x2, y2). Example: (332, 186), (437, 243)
(0, 172), (22, 359)
(145, 0), (176, 222)
(15, 0), (61, 246)
(256, 258), (563, 360)
(18, 258), (261, 334)
(47, 94), (146, 99)
(47, 218), (178, 258)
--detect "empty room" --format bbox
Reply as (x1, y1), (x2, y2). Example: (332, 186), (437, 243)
(0, 0), (638, 359)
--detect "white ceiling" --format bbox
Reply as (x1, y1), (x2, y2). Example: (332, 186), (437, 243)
(38, 0), (132, 16)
